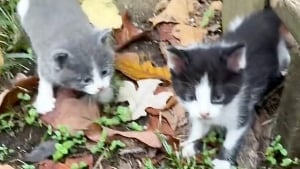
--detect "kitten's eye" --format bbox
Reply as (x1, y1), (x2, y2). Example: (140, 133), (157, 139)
(185, 93), (196, 101)
(101, 70), (108, 76)
(212, 93), (225, 104)
(82, 77), (93, 84)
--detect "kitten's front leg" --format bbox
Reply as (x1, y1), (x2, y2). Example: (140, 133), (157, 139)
(34, 76), (55, 114)
(181, 119), (210, 157)
(212, 126), (247, 169)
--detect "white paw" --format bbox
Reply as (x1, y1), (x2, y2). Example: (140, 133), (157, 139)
(181, 142), (196, 157)
(34, 96), (56, 115)
(212, 159), (231, 169)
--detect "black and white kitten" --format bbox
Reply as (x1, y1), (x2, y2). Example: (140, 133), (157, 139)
(166, 9), (290, 169)
(17, 0), (115, 114)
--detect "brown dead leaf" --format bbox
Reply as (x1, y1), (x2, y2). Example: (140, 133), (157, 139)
(157, 23), (180, 45)
(114, 11), (147, 51)
(210, 1), (223, 11)
(0, 164), (14, 169)
(65, 155), (93, 169)
(41, 89), (100, 134)
(39, 160), (69, 169)
(85, 123), (162, 148)
(172, 24), (207, 46)
(149, 0), (201, 26)
(0, 76), (38, 113)
(115, 52), (171, 82)
(154, 0), (170, 13)
(148, 114), (174, 136)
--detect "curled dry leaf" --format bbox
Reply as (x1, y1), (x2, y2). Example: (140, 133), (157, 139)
(172, 24), (207, 46)
(149, 0), (201, 26)
(148, 114), (175, 136)
(115, 52), (171, 82)
(85, 123), (162, 148)
(41, 88), (100, 134)
(114, 11), (146, 51)
(0, 76), (38, 113)
(117, 79), (173, 120)
(81, 0), (122, 29)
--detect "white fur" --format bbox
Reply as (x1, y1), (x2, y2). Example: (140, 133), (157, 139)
(84, 63), (111, 95)
(34, 76), (55, 114)
(166, 51), (176, 71)
(228, 16), (244, 31)
(17, 0), (29, 22)
(181, 142), (197, 157)
(277, 37), (290, 75)
(94, 87), (114, 103)
(212, 159), (231, 169)
(224, 127), (247, 150)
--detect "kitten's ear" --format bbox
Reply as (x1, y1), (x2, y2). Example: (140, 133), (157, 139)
(97, 28), (112, 44)
(52, 49), (70, 69)
(222, 43), (246, 72)
(166, 47), (189, 74)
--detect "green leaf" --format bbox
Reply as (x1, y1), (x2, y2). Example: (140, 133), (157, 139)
(280, 158), (293, 167)
(98, 116), (121, 126)
(17, 92), (31, 101)
(53, 151), (64, 161)
(266, 156), (277, 165)
(116, 106), (131, 122)
(28, 108), (38, 117)
(109, 140), (126, 150)
(200, 7), (215, 28)
(127, 121), (143, 131)
(279, 147), (288, 156)
(62, 141), (74, 149)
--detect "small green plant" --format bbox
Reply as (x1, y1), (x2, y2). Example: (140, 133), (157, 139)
(17, 92), (39, 125)
(0, 144), (14, 162)
(90, 129), (126, 158)
(46, 126), (87, 161)
(144, 159), (157, 169)
(21, 164), (35, 169)
(265, 135), (300, 167)
(0, 112), (15, 131)
(53, 141), (74, 161)
(98, 105), (134, 128)
(71, 161), (88, 169)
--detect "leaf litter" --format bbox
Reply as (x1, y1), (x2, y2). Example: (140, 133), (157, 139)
(0, 0), (224, 168)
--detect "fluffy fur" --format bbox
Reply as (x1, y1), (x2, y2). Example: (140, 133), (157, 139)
(17, 0), (115, 114)
(166, 9), (290, 169)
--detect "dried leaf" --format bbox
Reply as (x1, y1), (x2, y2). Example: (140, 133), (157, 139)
(117, 79), (173, 120)
(210, 1), (223, 11)
(0, 76), (38, 113)
(0, 164), (14, 169)
(85, 123), (162, 148)
(41, 89), (100, 134)
(81, 0), (122, 29)
(114, 11), (146, 50)
(157, 23), (180, 45)
(115, 52), (171, 82)
(39, 160), (69, 169)
(154, 0), (170, 13)
(148, 114), (174, 136)
(172, 24), (207, 46)
(149, 0), (200, 26)
(64, 155), (93, 169)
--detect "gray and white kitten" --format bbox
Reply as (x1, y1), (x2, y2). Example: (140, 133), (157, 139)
(166, 9), (290, 169)
(17, 0), (115, 114)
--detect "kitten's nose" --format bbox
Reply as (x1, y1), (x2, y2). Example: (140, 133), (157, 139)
(200, 112), (209, 119)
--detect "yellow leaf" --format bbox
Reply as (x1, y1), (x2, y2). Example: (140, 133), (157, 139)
(115, 53), (171, 82)
(0, 49), (3, 67)
(81, 0), (122, 29)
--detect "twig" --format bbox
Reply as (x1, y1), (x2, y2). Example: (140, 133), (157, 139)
(92, 154), (104, 169)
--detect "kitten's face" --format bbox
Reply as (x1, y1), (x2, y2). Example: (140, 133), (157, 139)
(167, 43), (246, 120)
(52, 30), (114, 94)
